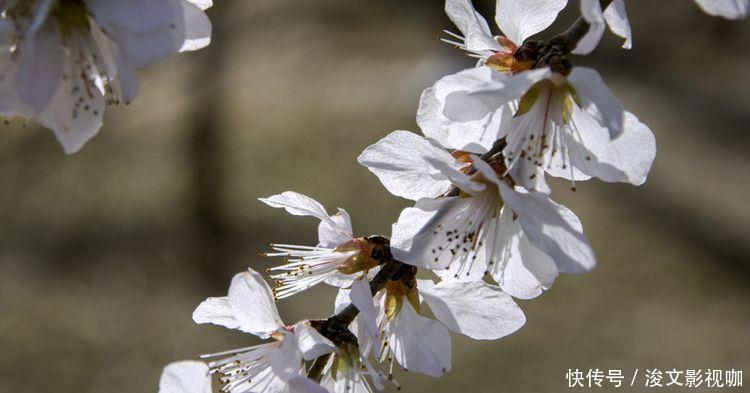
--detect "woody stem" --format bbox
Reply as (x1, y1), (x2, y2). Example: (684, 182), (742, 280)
(306, 256), (404, 382)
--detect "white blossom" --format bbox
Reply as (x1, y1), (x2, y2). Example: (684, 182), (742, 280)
(442, 0), (566, 70)
(159, 361), (212, 393)
(694, 0), (749, 19)
(259, 191), (382, 299)
(0, 0), (212, 153)
(441, 0), (631, 72)
(422, 1), (644, 184)
(191, 268), (335, 393)
(426, 65), (656, 191)
(359, 130), (596, 298)
(337, 276), (525, 379)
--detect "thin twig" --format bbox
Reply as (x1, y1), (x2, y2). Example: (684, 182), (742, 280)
(306, 258), (403, 382)
(332, 259), (403, 325)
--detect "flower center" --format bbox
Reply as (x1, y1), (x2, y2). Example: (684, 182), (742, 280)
(484, 37), (533, 74)
(334, 238), (381, 275)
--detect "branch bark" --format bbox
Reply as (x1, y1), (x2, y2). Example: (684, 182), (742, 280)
(306, 258), (403, 382)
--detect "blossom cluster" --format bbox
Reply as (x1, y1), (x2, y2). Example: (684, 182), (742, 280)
(0, 0), (212, 153)
(0, 1), (739, 393)
(0, 0), (742, 391)
(152, 0), (748, 392)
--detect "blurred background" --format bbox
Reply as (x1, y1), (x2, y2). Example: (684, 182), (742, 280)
(0, 0), (748, 392)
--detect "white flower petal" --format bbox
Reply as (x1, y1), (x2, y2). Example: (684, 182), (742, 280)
(426, 157), (486, 195)
(0, 60), (33, 116)
(428, 67), (509, 150)
(176, 0), (213, 52)
(494, 0), (567, 44)
(244, 366), (288, 393)
(349, 279), (379, 342)
(193, 269), (284, 338)
(15, 20), (62, 111)
(36, 60), (106, 155)
(694, 0), (749, 19)
(193, 269), (284, 337)
(567, 67), (624, 138)
(391, 198), (481, 271)
(433, 67), (502, 123)
(358, 130), (457, 201)
(604, 0), (632, 49)
(445, 0), (502, 51)
(293, 321), (336, 362)
(186, 0), (214, 11)
(159, 361), (211, 393)
(318, 208), (354, 248)
(192, 297), (240, 330)
(563, 109), (656, 185)
(323, 267), (379, 289)
(260, 191), (330, 221)
(269, 333), (304, 382)
(572, 0), (606, 55)
(389, 301), (451, 377)
(488, 208), (558, 299)
(229, 269), (285, 338)
(499, 184), (596, 274)
(94, 0), (211, 68)
(333, 287), (351, 313)
(87, 0), (176, 33)
(461, 68), (552, 115)
(321, 371), (372, 393)
(288, 377), (329, 393)
(107, 23), (181, 69)
(260, 192), (350, 241)
(420, 279), (525, 340)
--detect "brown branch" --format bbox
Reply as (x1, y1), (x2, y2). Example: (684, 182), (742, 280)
(331, 258), (403, 326)
(306, 257), (404, 382)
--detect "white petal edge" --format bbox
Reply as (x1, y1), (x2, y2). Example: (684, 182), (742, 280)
(694, 0), (749, 19)
(389, 301), (451, 377)
(158, 361), (211, 393)
(604, 0), (632, 49)
(494, 0), (568, 45)
(445, 0), (502, 51)
(499, 184), (596, 274)
(419, 279), (526, 340)
(358, 130), (456, 201)
(567, 67), (624, 139)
